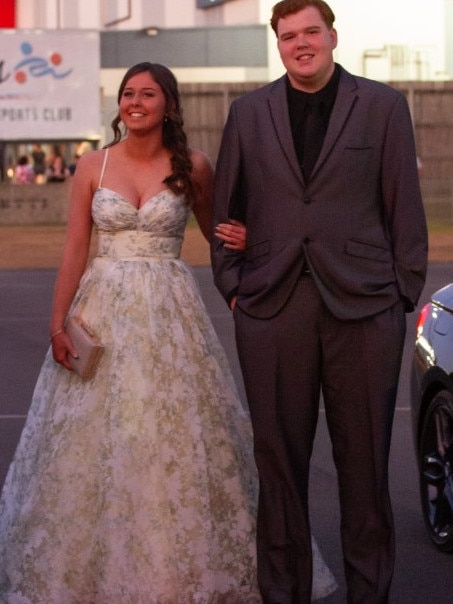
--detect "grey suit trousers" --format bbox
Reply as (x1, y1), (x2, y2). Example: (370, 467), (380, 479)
(233, 275), (406, 604)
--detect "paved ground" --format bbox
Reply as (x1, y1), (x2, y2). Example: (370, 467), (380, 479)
(2, 263), (453, 602)
(0, 223), (452, 269)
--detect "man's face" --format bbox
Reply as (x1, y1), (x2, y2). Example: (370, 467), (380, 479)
(277, 6), (337, 92)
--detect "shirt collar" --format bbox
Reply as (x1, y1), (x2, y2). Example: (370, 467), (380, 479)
(286, 63), (340, 109)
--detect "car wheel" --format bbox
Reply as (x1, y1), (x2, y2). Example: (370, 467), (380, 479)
(419, 389), (453, 552)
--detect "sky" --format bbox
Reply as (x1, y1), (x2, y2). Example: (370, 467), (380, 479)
(333, 0), (445, 77)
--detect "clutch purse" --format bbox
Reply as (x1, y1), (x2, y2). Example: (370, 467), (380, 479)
(66, 316), (104, 379)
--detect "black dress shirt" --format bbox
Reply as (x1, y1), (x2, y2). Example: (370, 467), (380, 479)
(287, 64), (340, 178)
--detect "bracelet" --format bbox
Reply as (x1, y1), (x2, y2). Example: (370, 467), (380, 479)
(50, 328), (65, 342)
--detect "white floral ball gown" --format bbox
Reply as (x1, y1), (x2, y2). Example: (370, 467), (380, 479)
(0, 149), (337, 603)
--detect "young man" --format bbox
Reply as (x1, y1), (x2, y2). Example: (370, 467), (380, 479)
(211, 1), (428, 602)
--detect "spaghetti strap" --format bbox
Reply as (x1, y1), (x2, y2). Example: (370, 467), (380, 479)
(98, 148), (109, 188)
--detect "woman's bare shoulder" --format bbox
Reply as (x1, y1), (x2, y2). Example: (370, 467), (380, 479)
(190, 149), (213, 182)
(73, 148), (108, 181)
(190, 148), (212, 168)
(77, 148), (106, 169)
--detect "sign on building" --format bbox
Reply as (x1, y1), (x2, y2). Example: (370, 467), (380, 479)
(0, 30), (100, 141)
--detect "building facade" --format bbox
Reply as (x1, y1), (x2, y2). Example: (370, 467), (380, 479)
(6, 0), (452, 84)
(1, 0), (453, 196)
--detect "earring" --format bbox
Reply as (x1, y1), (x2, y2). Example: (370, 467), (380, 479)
(164, 115), (168, 123)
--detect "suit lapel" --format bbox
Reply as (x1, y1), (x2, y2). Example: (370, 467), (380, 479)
(266, 69), (359, 184)
(311, 68), (359, 178)
(267, 76), (304, 184)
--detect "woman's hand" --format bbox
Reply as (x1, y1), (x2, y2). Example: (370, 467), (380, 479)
(50, 330), (78, 371)
(215, 219), (246, 251)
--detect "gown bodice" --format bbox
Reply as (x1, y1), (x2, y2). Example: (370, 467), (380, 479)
(92, 187), (189, 260)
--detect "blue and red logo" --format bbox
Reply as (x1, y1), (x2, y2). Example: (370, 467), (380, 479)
(0, 41), (73, 88)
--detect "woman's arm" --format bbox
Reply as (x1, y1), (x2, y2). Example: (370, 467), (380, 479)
(190, 149), (214, 242)
(190, 148), (247, 250)
(49, 151), (100, 369)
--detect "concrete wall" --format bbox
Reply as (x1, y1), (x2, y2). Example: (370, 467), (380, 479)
(0, 182), (70, 226)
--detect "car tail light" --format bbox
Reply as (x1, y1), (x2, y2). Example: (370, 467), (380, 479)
(416, 304), (430, 336)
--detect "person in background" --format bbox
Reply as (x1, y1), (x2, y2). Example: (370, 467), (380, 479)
(68, 153), (81, 176)
(31, 143), (47, 183)
(212, 1), (428, 602)
(46, 144), (67, 182)
(0, 142), (6, 182)
(0, 61), (336, 603)
(13, 155), (34, 184)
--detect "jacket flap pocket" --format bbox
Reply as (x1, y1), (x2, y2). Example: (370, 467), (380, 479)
(345, 239), (391, 263)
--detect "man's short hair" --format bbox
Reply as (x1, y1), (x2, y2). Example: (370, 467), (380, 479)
(270, 0), (336, 35)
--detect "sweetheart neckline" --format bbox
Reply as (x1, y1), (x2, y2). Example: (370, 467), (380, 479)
(96, 187), (173, 211)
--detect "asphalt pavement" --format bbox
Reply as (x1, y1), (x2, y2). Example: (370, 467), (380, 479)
(1, 262), (453, 603)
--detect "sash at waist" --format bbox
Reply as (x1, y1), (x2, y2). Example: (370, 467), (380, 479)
(96, 230), (182, 260)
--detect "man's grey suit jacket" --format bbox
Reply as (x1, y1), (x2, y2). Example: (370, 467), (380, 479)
(211, 65), (428, 321)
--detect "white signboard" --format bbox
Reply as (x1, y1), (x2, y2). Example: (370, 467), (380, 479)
(0, 29), (100, 141)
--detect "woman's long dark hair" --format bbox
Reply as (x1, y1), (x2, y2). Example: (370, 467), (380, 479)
(105, 62), (195, 202)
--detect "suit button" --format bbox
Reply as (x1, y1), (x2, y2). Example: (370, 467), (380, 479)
(303, 196), (311, 204)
